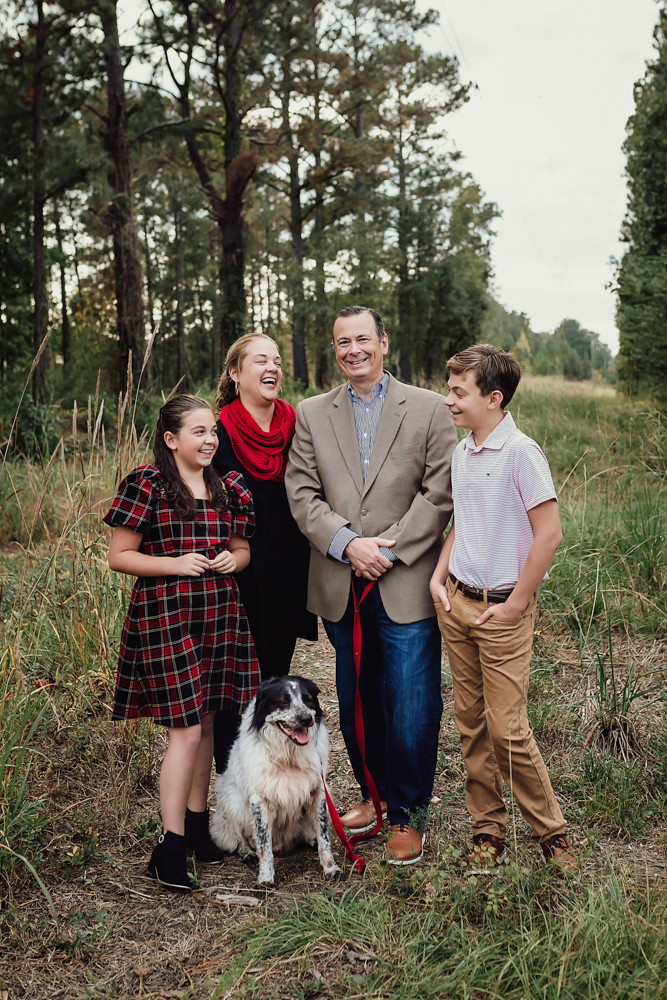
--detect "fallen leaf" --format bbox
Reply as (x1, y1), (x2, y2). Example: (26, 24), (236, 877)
(346, 950), (377, 962)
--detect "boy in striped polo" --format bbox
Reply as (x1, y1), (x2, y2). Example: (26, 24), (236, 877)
(430, 344), (576, 872)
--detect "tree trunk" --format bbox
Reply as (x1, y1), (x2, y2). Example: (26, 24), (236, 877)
(289, 151), (308, 386)
(396, 135), (412, 383)
(264, 221), (272, 336)
(219, 0), (256, 349)
(312, 61), (329, 389)
(350, 21), (373, 302)
(170, 1), (258, 356)
(313, 161), (329, 388)
(282, 64), (308, 387)
(142, 220), (157, 385)
(174, 204), (188, 390)
(54, 203), (71, 367)
(100, 0), (144, 392)
(352, 17), (365, 192)
(32, 0), (47, 405)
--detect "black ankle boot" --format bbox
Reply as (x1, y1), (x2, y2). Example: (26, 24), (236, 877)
(146, 830), (192, 892)
(185, 808), (225, 864)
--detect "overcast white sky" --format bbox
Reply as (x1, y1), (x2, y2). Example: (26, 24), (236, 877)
(419, 0), (659, 351)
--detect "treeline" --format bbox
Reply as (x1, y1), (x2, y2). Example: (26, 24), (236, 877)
(482, 302), (613, 381)
(617, 5), (667, 405)
(0, 0), (500, 424)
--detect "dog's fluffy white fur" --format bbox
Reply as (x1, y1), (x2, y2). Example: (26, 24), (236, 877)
(211, 675), (340, 885)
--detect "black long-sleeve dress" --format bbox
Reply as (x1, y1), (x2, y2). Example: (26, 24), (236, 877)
(212, 420), (318, 770)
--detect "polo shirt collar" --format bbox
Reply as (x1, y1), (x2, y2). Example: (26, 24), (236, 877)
(347, 370), (390, 402)
(463, 411), (516, 453)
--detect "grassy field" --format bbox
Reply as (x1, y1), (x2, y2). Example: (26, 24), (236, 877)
(1, 375), (667, 999)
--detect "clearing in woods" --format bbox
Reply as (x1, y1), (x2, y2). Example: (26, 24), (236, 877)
(1, 375), (667, 999)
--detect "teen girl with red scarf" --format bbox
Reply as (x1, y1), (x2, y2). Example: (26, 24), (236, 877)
(212, 334), (318, 772)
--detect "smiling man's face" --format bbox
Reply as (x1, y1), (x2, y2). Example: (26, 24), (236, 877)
(332, 311), (388, 386)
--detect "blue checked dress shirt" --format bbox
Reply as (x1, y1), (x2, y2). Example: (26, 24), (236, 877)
(327, 372), (397, 564)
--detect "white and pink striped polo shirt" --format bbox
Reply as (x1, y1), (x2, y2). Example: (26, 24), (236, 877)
(448, 411), (557, 590)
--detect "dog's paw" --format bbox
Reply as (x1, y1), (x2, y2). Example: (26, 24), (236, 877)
(256, 874), (275, 888)
(257, 859), (276, 885)
(322, 862), (342, 879)
(238, 851), (259, 869)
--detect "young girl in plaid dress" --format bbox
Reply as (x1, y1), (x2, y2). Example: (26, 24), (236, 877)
(104, 395), (259, 891)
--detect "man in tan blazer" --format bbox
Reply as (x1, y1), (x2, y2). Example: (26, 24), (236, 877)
(286, 306), (457, 865)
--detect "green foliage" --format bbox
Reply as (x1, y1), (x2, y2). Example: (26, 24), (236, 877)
(230, 873), (667, 999)
(0, 376), (165, 886)
(501, 385), (667, 639)
(0, 664), (50, 868)
(481, 305), (612, 381)
(563, 750), (667, 837)
(3, 399), (62, 459)
(0, 0), (502, 405)
(2, 376), (667, 997)
(586, 622), (662, 756)
(617, 248), (667, 402)
(616, 7), (667, 405)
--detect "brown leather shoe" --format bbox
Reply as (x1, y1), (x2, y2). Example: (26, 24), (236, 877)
(541, 834), (577, 872)
(465, 833), (506, 874)
(384, 824), (425, 866)
(340, 798), (387, 834)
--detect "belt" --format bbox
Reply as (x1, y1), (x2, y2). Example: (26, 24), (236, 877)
(448, 573), (514, 604)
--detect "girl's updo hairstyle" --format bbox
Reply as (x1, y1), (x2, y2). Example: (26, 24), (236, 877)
(153, 394), (228, 519)
(215, 333), (280, 410)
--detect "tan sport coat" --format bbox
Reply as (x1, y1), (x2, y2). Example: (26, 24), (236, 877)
(285, 374), (458, 624)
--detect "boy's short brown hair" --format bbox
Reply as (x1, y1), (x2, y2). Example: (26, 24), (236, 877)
(446, 343), (522, 409)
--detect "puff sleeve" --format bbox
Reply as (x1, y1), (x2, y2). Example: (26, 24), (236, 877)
(103, 466), (160, 534)
(224, 471), (255, 539)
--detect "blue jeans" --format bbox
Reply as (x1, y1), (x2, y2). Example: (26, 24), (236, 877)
(323, 576), (443, 827)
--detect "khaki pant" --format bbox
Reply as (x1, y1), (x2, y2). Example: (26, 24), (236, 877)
(436, 576), (566, 843)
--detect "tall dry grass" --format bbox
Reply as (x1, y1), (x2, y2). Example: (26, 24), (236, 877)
(1, 364), (667, 997)
(0, 350), (162, 881)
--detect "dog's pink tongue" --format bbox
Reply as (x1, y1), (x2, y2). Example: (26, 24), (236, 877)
(294, 730), (310, 745)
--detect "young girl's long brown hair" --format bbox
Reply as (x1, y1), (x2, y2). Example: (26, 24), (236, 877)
(153, 395), (228, 518)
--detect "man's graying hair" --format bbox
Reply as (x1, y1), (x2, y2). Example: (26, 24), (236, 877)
(332, 305), (386, 343)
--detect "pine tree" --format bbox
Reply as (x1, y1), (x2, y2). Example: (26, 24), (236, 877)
(145, 0), (270, 356)
(95, 0), (146, 391)
(378, 39), (469, 380)
(616, 6), (667, 404)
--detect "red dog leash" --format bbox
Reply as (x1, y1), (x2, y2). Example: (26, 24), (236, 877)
(323, 578), (384, 874)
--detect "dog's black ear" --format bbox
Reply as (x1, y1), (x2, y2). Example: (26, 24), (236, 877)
(252, 679), (278, 731)
(297, 677), (323, 723)
(293, 675), (320, 697)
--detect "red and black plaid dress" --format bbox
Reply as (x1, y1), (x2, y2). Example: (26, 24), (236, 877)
(104, 465), (260, 727)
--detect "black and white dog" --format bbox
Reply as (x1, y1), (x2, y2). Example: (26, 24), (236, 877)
(210, 675), (340, 885)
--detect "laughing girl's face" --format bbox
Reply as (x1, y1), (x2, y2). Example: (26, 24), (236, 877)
(231, 337), (283, 408)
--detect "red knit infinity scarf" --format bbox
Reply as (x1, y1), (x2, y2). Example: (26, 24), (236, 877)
(219, 397), (297, 482)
